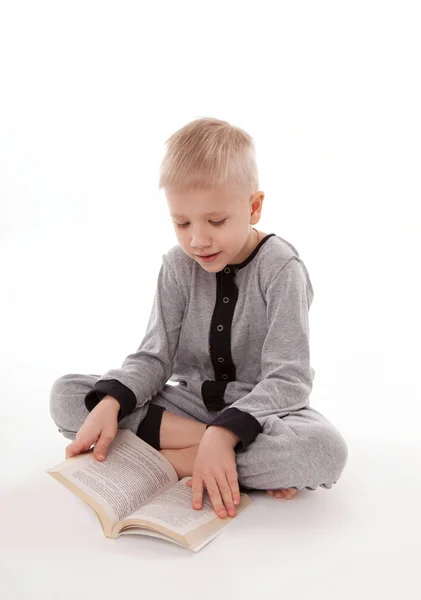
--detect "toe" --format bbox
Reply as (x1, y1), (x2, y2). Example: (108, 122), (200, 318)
(266, 488), (298, 500)
(283, 489), (297, 500)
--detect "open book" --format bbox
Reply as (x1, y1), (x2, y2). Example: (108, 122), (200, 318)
(46, 428), (252, 552)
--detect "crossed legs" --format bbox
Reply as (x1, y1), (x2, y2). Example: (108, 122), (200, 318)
(159, 409), (297, 500)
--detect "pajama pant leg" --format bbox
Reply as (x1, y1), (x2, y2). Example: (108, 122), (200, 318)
(235, 407), (349, 491)
(131, 387), (349, 492)
(49, 373), (150, 441)
(49, 374), (208, 448)
(50, 374), (348, 491)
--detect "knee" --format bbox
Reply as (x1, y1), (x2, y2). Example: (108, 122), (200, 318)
(331, 427), (348, 470)
(49, 374), (75, 428)
(311, 425), (349, 482)
(236, 422), (349, 491)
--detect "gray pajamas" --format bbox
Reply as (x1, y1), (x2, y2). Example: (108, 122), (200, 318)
(50, 234), (348, 491)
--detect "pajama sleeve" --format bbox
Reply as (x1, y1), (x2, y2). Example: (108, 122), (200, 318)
(84, 250), (185, 421)
(207, 257), (315, 451)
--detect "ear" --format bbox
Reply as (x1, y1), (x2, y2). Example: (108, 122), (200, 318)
(250, 192), (264, 221)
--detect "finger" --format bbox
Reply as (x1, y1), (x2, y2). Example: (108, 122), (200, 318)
(205, 477), (228, 519)
(65, 441), (84, 459)
(227, 470), (240, 506)
(217, 475), (237, 518)
(191, 474), (204, 510)
(94, 433), (114, 461)
(186, 479), (192, 487)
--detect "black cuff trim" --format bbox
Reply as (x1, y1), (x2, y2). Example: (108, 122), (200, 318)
(84, 379), (136, 422)
(136, 404), (165, 450)
(206, 407), (263, 451)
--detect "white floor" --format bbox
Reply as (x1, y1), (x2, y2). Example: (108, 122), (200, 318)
(1, 422), (420, 599)
(1, 230), (420, 599)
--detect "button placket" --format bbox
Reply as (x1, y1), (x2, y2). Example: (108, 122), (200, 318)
(207, 266), (239, 388)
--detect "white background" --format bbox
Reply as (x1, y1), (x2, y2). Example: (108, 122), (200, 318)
(0, 1), (420, 598)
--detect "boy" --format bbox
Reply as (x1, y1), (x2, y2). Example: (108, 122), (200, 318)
(50, 117), (348, 520)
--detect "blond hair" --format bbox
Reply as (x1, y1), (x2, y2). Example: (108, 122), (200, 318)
(158, 117), (259, 198)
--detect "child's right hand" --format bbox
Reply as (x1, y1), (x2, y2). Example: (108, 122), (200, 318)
(65, 396), (121, 461)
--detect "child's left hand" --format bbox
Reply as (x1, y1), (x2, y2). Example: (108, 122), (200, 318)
(186, 426), (240, 519)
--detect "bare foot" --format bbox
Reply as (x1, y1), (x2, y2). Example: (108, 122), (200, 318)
(266, 488), (298, 500)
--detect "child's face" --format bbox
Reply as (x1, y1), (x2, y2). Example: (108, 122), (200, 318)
(166, 184), (264, 271)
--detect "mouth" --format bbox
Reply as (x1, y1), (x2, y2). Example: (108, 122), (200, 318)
(196, 251), (221, 262)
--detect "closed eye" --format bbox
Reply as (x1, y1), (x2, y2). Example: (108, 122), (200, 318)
(175, 219), (227, 229)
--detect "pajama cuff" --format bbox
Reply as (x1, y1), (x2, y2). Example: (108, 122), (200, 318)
(136, 403), (165, 451)
(84, 379), (137, 422)
(206, 407), (263, 451)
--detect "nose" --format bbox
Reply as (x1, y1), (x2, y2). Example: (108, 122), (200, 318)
(189, 227), (213, 249)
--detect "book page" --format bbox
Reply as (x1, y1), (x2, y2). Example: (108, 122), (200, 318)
(47, 429), (178, 525)
(122, 523), (231, 552)
(122, 527), (187, 548)
(129, 477), (244, 536)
